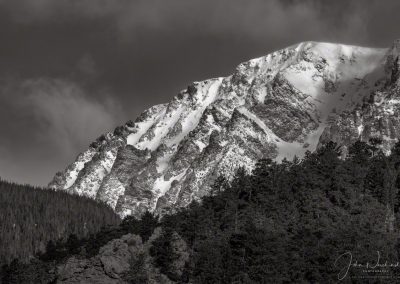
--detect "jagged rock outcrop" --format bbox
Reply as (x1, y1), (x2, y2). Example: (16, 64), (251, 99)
(319, 40), (400, 153)
(53, 229), (188, 284)
(50, 40), (400, 217)
(57, 234), (143, 283)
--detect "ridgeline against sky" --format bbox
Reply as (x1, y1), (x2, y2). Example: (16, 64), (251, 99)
(0, 0), (399, 185)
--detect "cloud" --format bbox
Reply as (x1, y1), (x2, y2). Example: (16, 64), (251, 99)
(0, 0), (122, 22)
(20, 78), (123, 156)
(76, 54), (97, 77)
(101, 0), (372, 44)
(0, 0), (375, 44)
(0, 78), (124, 185)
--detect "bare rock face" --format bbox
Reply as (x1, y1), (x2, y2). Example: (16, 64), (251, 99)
(319, 40), (400, 153)
(57, 234), (142, 283)
(169, 231), (190, 277)
(55, 229), (187, 284)
(57, 257), (116, 284)
(50, 40), (400, 217)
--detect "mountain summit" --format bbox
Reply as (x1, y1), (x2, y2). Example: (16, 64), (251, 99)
(50, 41), (400, 217)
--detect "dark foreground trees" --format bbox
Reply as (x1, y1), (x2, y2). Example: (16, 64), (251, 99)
(154, 140), (400, 282)
(0, 180), (120, 265)
(4, 140), (400, 283)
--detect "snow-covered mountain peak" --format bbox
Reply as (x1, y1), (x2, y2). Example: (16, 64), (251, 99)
(50, 40), (400, 217)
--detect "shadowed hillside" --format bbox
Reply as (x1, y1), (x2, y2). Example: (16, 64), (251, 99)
(0, 179), (121, 266)
(4, 140), (400, 282)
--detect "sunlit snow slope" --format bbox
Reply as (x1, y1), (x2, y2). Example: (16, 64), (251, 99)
(50, 40), (400, 217)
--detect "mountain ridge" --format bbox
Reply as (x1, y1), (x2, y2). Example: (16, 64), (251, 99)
(50, 40), (400, 217)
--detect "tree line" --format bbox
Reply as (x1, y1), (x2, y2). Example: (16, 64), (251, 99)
(0, 179), (120, 266)
(153, 140), (400, 282)
(4, 139), (400, 283)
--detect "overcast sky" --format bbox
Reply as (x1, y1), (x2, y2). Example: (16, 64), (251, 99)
(0, 0), (399, 186)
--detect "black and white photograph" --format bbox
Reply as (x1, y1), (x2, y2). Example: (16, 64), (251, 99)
(1, 0), (400, 282)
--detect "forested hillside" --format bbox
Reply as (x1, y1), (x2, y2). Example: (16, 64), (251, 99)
(4, 140), (400, 283)
(157, 140), (400, 282)
(0, 180), (121, 265)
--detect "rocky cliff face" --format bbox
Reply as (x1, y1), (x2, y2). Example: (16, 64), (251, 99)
(55, 229), (188, 284)
(50, 40), (400, 217)
(8, 229), (188, 283)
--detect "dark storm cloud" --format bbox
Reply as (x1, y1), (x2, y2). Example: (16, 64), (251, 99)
(0, 78), (123, 185)
(0, 0), (399, 185)
(19, 79), (123, 154)
(0, 0), (370, 40)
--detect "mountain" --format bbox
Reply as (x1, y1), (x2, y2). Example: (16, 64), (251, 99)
(49, 40), (400, 217)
